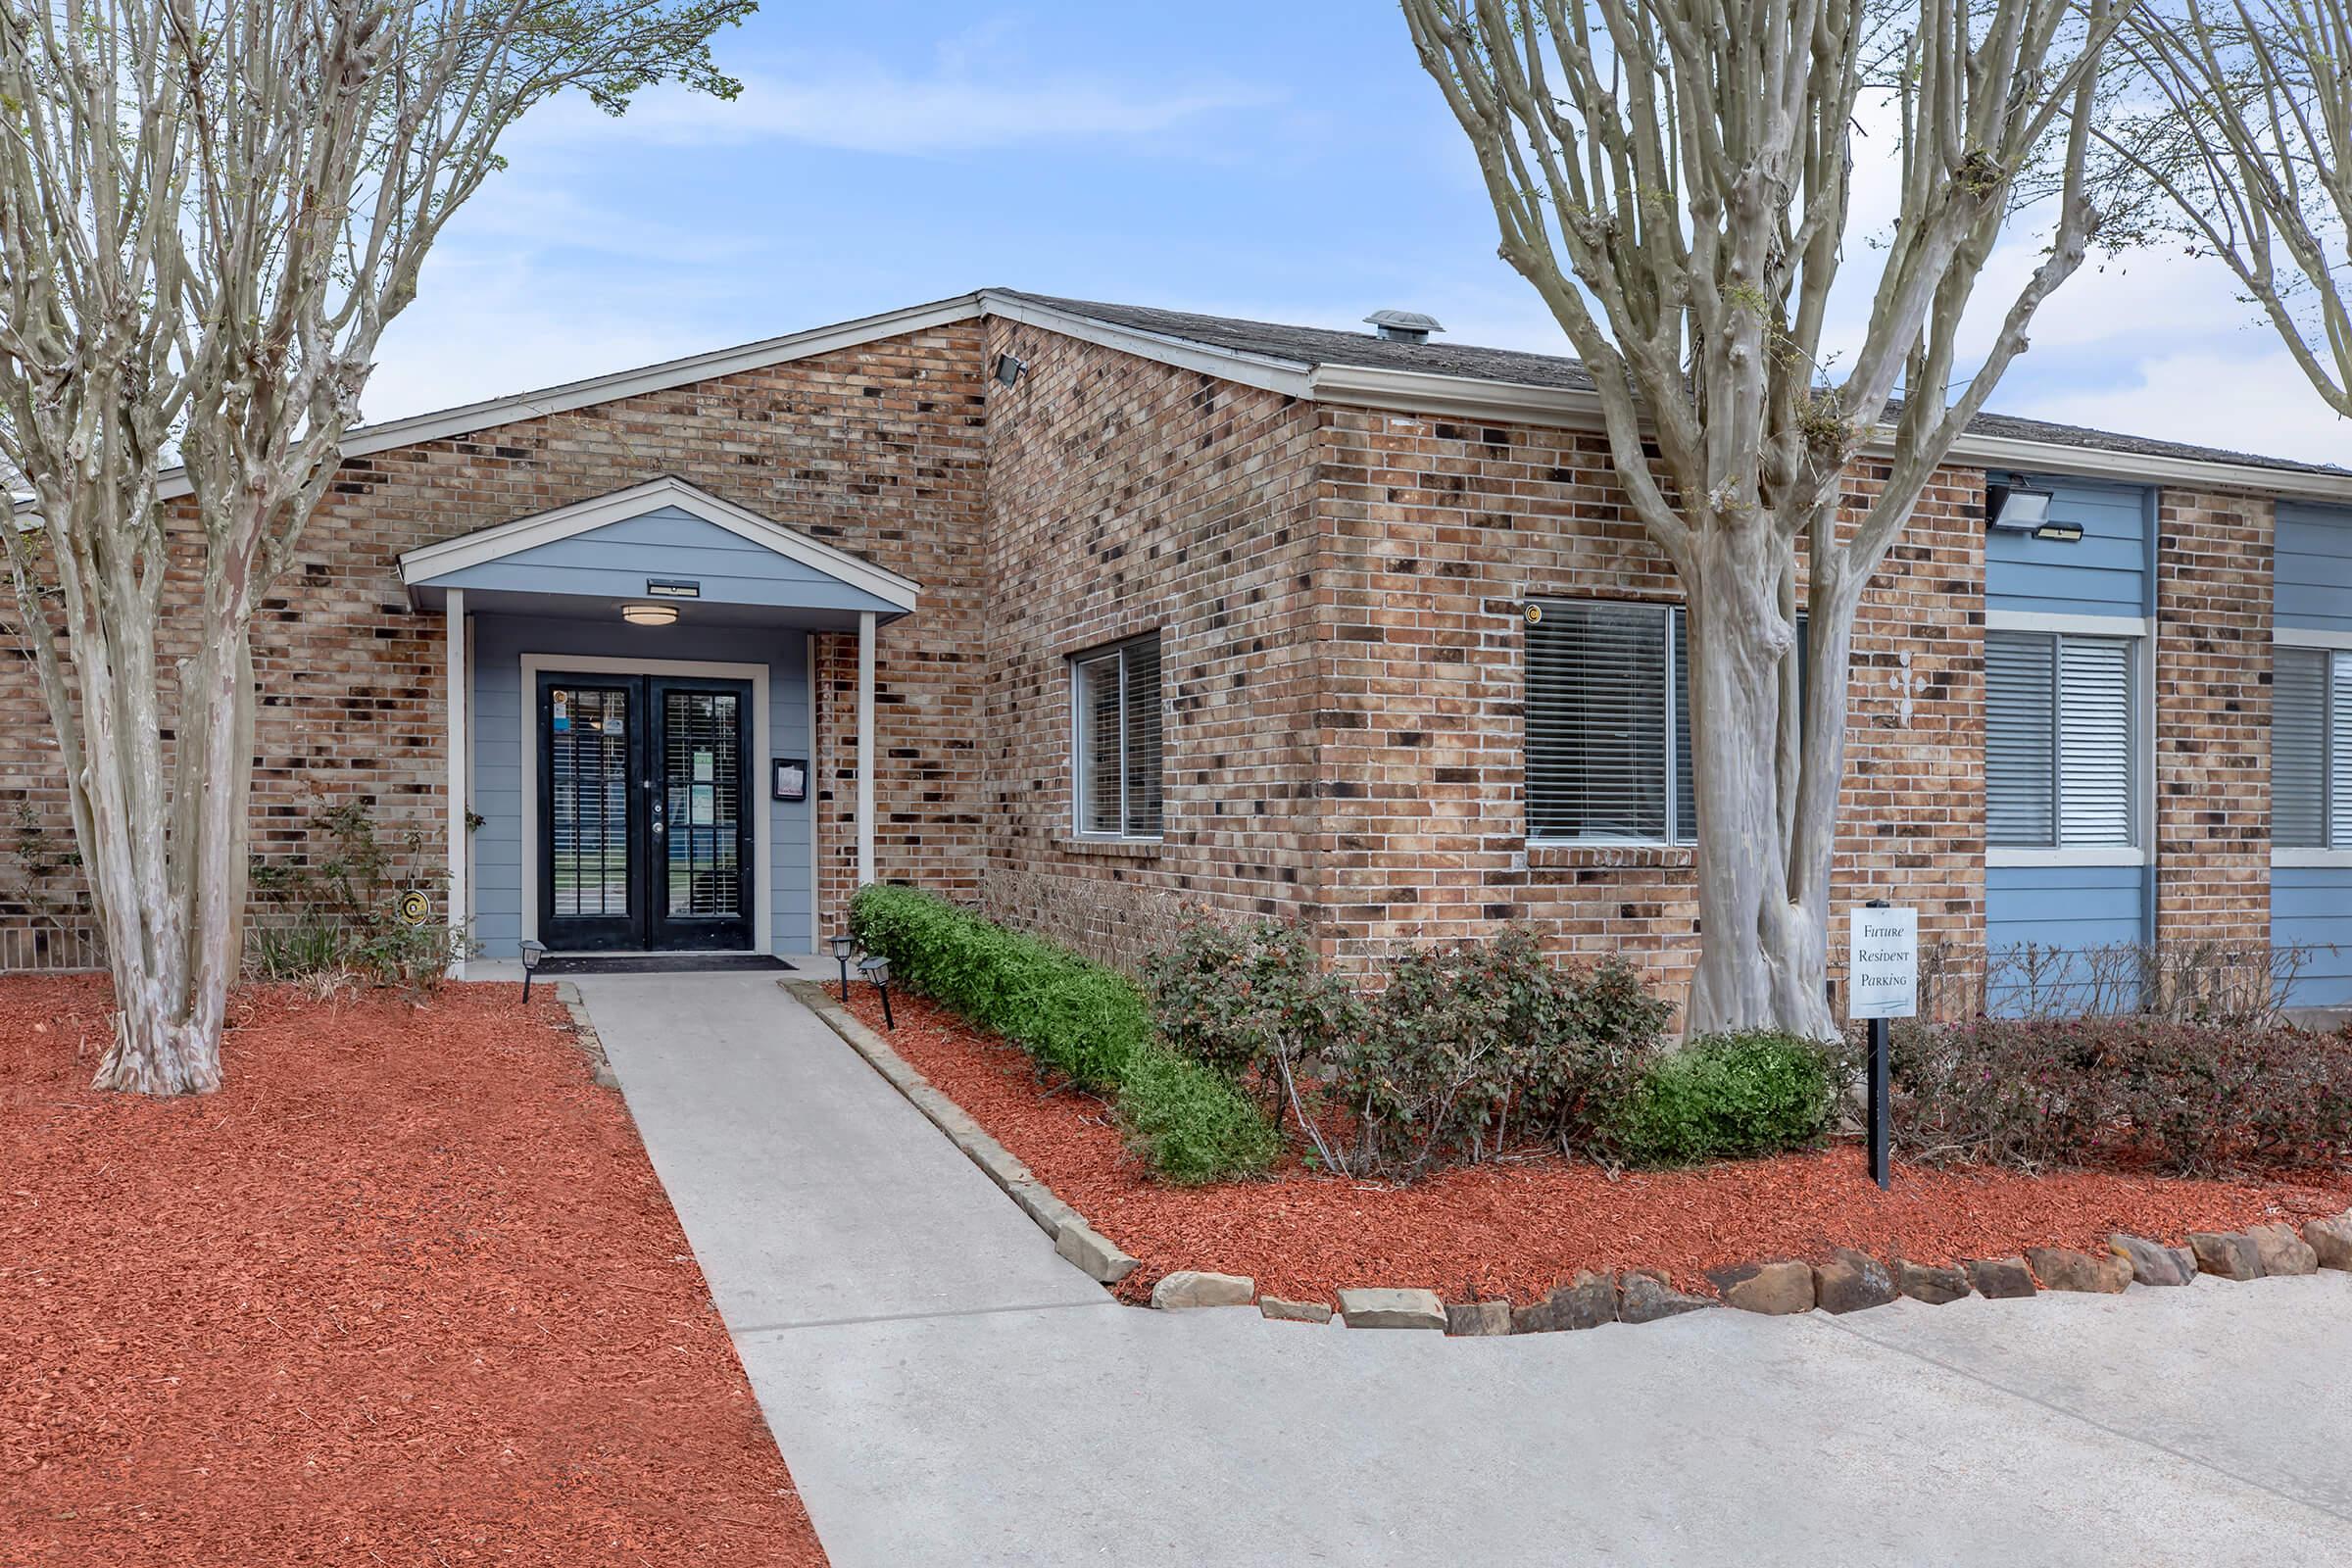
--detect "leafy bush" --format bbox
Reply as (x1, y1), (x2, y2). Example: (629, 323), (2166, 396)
(1891, 1015), (2352, 1176)
(1117, 1043), (1282, 1185)
(246, 799), (457, 995)
(1147, 916), (1675, 1180)
(1610, 1030), (1840, 1167)
(850, 884), (1277, 1182)
(853, 883), (1148, 1091)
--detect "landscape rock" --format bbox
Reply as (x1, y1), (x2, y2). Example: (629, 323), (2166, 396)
(1966, 1257), (2038, 1299)
(2108, 1234), (2196, 1288)
(1894, 1259), (1973, 1305)
(2025, 1246), (2131, 1294)
(1706, 1259), (1816, 1315)
(1259, 1297), (1333, 1324)
(2189, 1231), (2263, 1282)
(1445, 1300), (1513, 1337)
(2305, 1213), (2352, 1271)
(2249, 1223), (2319, 1277)
(1513, 1270), (1619, 1333)
(1337, 1288), (1446, 1330)
(1616, 1271), (1714, 1324)
(1053, 1220), (1139, 1285)
(1812, 1248), (1897, 1314)
(1151, 1270), (1255, 1310)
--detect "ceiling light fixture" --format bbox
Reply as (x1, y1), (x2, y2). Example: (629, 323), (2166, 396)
(619, 603), (677, 627)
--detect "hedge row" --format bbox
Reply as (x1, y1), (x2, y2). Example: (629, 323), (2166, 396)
(848, 884), (1278, 1183)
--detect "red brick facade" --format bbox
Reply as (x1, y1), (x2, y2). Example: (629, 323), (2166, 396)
(0, 307), (2303, 1003)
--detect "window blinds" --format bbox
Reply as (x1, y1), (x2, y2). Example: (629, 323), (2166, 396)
(1985, 631), (2057, 848)
(2056, 637), (2135, 849)
(1073, 634), (1163, 838)
(1526, 601), (1670, 841)
(1985, 628), (2137, 851)
(2275, 646), (2328, 851)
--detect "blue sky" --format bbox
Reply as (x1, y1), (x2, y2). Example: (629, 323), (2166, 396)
(365, 2), (2352, 466)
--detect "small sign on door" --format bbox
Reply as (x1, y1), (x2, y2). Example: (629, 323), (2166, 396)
(1848, 905), (1919, 1020)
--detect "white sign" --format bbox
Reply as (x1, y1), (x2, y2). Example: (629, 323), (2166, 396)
(1848, 906), (1919, 1020)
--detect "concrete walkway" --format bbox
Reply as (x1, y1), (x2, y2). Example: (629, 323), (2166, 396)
(575, 973), (2352, 1566)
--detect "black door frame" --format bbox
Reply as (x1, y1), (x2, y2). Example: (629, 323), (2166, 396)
(536, 670), (756, 953)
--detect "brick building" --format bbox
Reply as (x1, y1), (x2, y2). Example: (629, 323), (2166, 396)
(4, 290), (2348, 1010)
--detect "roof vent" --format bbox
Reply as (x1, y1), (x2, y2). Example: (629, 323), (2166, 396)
(1364, 310), (1444, 345)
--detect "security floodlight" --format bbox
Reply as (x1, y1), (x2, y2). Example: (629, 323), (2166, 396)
(994, 354), (1027, 388)
(1984, 482), (2055, 533)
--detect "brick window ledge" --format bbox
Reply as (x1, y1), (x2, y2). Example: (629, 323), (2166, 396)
(1055, 836), (1166, 860)
(1527, 842), (1695, 872)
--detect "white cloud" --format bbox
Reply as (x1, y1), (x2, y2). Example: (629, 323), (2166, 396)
(513, 58), (1275, 157)
(2007, 347), (2352, 466)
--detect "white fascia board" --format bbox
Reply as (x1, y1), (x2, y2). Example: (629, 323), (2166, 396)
(979, 291), (1315, 398)
(154, 294), (986, 503)
(1943, 431), (2352, 504)
(1306, 364), (1607, 426)
(1984, 608), (2155, 638)
(398, 474), (921, 612)
(2276, 625), (2352, 650)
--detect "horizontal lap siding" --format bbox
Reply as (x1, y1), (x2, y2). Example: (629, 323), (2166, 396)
(1987, 478), (2148, 616)
(2274, 867), (2352, 1007)
(2276, 503), (2352, 635)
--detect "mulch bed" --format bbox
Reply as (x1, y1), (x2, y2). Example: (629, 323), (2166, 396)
(3, 974), (828, 1568)
(842, 988), (2352, 1307)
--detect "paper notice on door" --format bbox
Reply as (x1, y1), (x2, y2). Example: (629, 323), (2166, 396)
(691, 784), (714, 824)
(552, 692), (569, 733)
(693, 749), (713, 783)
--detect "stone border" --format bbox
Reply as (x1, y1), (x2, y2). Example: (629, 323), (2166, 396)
(552, 980), (621, 1090)
(786, 979), (1138, 1285)
(785, 977), (2352, 1331)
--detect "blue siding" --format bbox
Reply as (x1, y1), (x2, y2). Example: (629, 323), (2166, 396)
(427, 506), (902, 615)
(2276, 502), (2352, 635)
(1986, 478), (2150, 616)
(467, 612), (813, 958)
(2274, 867), (2352, 1008)
(1985, 862), (2150, 1014)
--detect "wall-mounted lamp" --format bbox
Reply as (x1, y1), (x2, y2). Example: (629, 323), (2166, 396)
(1984, 481), (2056, 534)
(994, 353), (1027, 388)
(2032, 520), (2084, 543)
(619, 603), (678, 627)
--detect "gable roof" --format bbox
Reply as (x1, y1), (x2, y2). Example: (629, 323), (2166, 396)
(77, 285), (2350, 513)
(398, 474), (921, 615)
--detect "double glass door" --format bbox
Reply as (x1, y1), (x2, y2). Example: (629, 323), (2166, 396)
(538, 672), (753, 952)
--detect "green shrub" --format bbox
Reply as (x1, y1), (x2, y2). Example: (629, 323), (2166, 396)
(852, 883), (1148, 1091)
(1145, 913), (1365, 1089)
(1612, 1030), (1839, 1167)
(850, 885), (1278, 1183)
(1117, 1043), (1282, 1185)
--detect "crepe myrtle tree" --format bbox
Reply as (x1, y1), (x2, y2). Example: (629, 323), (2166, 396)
(0, 0), (752, 1095)
(2099, 0), (2352, 423)
(1399, 0), (2132, 1037)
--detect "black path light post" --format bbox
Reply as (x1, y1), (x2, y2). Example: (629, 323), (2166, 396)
(1847, 898), (1917, 1192)
(859, 954), (894, 1031)
(830, 933), (856, 1004)
(519, 939), (547, 1004)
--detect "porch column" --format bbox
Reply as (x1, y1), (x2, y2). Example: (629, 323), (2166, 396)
(857, 610), (876, 888)
(444, 588), (467, 978)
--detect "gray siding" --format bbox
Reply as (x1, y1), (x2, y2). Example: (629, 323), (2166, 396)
(2275, 867), (2352, 1008)
(2277, 502), (2352, 635)
(431, 506), (902, 616)
(467, 612), (812, 958)
(1986, 478), (2151, 617)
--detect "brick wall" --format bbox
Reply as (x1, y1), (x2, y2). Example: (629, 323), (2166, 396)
(2153, 485), (2274, 946)
(0, 325), (990, 964)
(975, 318), (1326, 965)
(1308, 408), (1987, 1004)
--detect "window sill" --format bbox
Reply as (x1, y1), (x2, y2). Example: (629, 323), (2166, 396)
(1056, 836), (1165, 859)
(1527, 841), (1694, 871)
(1986, 847), (2149, 868)
(2275, 848), (2352, 869)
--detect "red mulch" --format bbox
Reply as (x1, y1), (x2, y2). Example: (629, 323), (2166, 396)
(843, 988), (2352, 1307)
(2, 974), (827, 1568)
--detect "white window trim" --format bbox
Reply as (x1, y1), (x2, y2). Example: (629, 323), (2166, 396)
(2276, 625), (2352, 651)
(1069, 634), (1164, 842)
(1523, 598), (1696, 849)
(2275, 847), (2352, 868)
(1983, 616), (2154, 867)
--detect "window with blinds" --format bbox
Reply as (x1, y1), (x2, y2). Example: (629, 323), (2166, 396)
(2276, 646), (2351, 850)
(1984, 628), (2139, 851)
(1071, 633), (1164, 839)
(1526, 600), (1702, 844)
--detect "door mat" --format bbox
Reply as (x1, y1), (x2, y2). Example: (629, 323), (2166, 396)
(535, 954), (794, 975)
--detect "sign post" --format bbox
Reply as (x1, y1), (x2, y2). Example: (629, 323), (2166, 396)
(1847, 901), (1918, 1191)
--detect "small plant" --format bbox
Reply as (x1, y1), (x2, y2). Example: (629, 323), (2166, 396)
(246, 798), (456, 996)
(1117, 1043), (1282, 1185)
(1610, 1030), (1840, 1167)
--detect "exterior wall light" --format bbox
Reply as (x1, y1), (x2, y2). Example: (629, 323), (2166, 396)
(1984, 482), (2056, 532)
(619, 603), (678, 627)
(994, 353), (1027, 388)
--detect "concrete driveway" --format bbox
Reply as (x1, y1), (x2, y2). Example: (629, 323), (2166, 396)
(572, 972), (2352, 1567)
